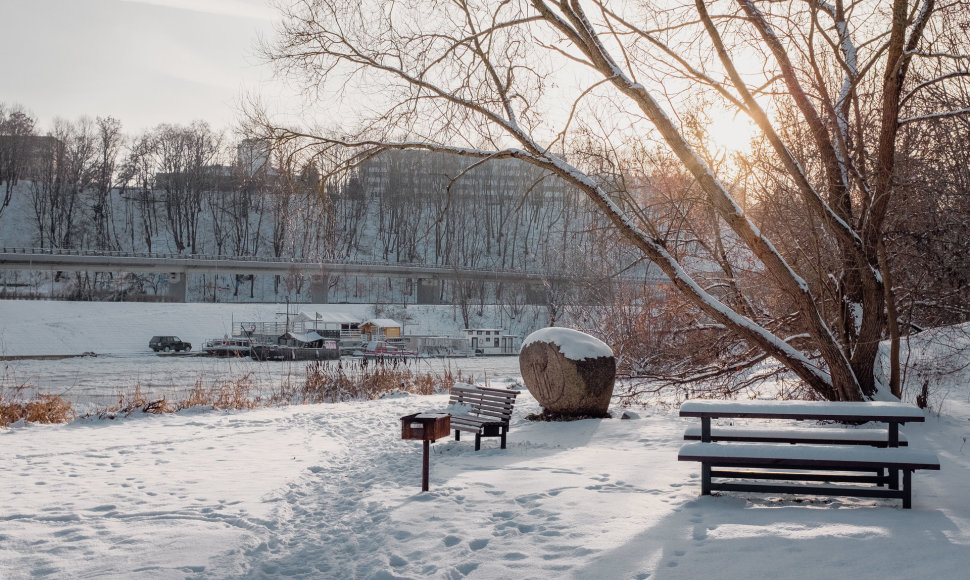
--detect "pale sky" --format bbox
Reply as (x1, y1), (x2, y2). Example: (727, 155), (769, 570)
(0, 0), (293, 133)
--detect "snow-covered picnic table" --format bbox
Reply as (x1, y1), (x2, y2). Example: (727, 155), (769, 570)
(678, 399), (939, 508)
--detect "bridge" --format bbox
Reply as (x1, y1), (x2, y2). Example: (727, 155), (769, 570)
(0, 247), (659, 303)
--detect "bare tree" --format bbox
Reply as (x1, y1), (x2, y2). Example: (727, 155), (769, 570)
(0, 103), (36, 219)
(152, 121), (223, 253)
(117, 132), (161, 253)
(29, 117), (97, 249)
(259, 0), (969, 401)
(92, 116), (124, 250)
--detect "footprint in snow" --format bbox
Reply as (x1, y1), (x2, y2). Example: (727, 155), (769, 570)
(469, 538), (489, 551)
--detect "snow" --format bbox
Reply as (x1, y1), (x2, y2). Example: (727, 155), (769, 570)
(679, 399), (927, 420)
(682, 425), (909, 444)
(363, 318), (403, 328)
(521, 327), (613, 361)
(2, 301), (970, 578)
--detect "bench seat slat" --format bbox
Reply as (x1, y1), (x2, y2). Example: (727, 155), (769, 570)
(449, 399), (515, 414)
(683, 426), (909, 446)
(679, 400), (925, 423)
(451, 422), (492, 433)
(452, 385), (519, 397)
(711, 482), (909, 501)
(450, 415), (504, 426)
(679, 442), (940, 470)
(459, 407), (514, 419)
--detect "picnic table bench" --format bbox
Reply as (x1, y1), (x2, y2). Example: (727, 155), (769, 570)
(448, 385), (519, 451)
(678, 400), (940, 508)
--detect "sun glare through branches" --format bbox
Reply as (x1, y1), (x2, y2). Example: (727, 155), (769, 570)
(706, 112), (758, 156)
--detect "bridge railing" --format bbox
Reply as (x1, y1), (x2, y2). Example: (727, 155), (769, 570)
(0, 246), (665, 284)
(0, 247), (560, 278)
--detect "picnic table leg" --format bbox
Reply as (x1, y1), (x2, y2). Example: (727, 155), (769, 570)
(889, 422), (900, 489)
(903, 469), (912, 509)
(700, 417), (711, 495)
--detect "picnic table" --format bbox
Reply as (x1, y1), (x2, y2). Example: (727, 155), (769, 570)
(678, 399), (940, 508)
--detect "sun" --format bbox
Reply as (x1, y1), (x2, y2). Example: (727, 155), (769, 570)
(707, 112), (758, 155)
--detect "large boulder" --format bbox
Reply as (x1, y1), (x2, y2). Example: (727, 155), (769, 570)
(519, 327), (616, 418)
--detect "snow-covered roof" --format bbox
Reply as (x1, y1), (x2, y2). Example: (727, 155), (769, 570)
(362, 318), (402, 328)
(521, 327), (613, 361)
(313, 311), (361, 324)
(283, 331), (325, 343)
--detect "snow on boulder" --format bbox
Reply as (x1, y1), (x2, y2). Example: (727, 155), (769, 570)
(519, 327), (616, 418)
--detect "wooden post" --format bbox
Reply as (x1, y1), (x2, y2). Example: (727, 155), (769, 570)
(889, 422), (900, 489)
(422, 440), (430, 492)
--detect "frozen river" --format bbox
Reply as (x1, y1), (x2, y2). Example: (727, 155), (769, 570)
(2, 353), (524, 413)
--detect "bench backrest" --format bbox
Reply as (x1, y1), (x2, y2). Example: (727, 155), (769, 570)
(449, 385), (518, 424)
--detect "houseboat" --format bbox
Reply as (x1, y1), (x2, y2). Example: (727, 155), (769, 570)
(360, 340), (418, 359)
(201, 335), (251, 357)
(463, 328), (519, 355)
(250, 330), (340, 361)
(240, 311), (365, 356)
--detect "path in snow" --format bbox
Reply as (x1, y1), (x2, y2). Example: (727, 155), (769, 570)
(232, 392), (697, 578)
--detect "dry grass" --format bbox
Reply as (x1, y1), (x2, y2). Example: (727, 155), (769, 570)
(272, 358), (456, 404)
(1, 392), (76, 427)
(4, 359), (460, 427)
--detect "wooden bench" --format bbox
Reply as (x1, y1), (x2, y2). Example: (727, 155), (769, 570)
(683, 425), (909, 446)
(678, 400), (940, 509)
(447, 385), (519, 451)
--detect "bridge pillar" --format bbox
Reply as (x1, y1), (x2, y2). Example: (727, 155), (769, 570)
(416, 278), (442, 304)
(166, 273), (187, 303)
(310, 274), (330, 304)
(525, 282), (546, 305)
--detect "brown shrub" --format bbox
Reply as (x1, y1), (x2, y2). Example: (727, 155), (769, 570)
(0, 392), (76, 427)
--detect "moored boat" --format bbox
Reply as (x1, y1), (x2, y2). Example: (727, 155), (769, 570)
(202, 336), (251, 357)
(360, 340), (418, 359)
(250, 331), (340, 361)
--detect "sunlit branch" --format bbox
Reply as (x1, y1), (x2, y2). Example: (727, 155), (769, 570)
(898, 107), (970, 126)
(900, 71), (970, 106)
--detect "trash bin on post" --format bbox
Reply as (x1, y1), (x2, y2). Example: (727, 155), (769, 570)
(400, 412), (451, 491)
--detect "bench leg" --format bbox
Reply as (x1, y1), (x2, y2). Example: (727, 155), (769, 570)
(701, 462), (711, 495)
(455, 430), (460, 442)
(500, 427), (507, 449)
(903, 470), (912, 509)
(475, 433), (481, 451)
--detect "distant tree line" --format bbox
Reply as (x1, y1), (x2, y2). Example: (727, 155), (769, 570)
(0, 103), (645, 306)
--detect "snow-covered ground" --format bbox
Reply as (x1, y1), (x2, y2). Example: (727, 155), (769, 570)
(2, 301), (970, 579)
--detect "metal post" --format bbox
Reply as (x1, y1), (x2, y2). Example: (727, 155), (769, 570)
(422, 440), (430, 492)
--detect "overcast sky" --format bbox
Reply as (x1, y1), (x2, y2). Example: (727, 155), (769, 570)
(1, 0), (292, 133)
